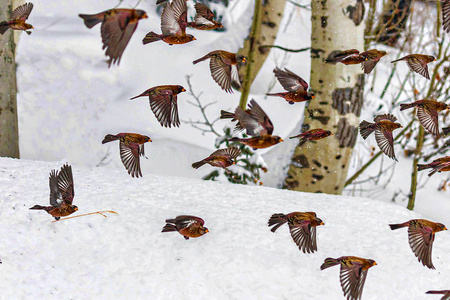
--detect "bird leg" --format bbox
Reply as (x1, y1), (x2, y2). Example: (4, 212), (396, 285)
(51, 210), (118, 223)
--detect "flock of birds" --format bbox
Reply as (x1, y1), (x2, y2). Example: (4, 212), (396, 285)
(1, 1), (449, 299)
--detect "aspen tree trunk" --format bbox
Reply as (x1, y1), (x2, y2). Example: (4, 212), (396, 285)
(0, 0), (19, 158)
(284, 0), (364, 194)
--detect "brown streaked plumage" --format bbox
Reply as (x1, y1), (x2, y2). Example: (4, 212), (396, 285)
(418, 156), (450, 177)
(389, 219), (447, 269)
(427, 290), (450, 300)
(143, 0), (195, 45)
(187, 3), (223, 30)
(268, 212), (324, 253)
(130, 85), (186, 128)
(193, 50), (246, 93)
(289, 128), (333, 146)
(359, 114), (402, 161)
(326, 49), (387, 74)
(79, 8), (148, 67)
(320, 256), (377, 300)
(192, 146), (241, 169)
(162, 215), (209, 239)
(102, 133), (152, 178)
(29, 164), (78, 220)
(266, 67), (315, 104)
(0, 2), (33, 35)
(400, 100), (449, 136)
(391, 54), (436, 80)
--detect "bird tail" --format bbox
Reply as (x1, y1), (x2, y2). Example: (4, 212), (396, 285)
(417, 163), (430, 171)
(162, 223), (178, 233)
(142, 32), (162, 45)
(320, 258), (340, 270)
(390, 58), (404, 64)
(426, 291), (447, 295)
(442, 126), (450, 136)
(0, 22), (9, 35)
(102, 134), (119, 144)
(389, 222), (409, 230)
(29, 205), (51, 212)
(268, 213), (287, 232)
(399, 103), (415, 111)
(192, 160), (206, 169)
(266, 93), (284, 97)
(359, 121), (375, 139)
(130, 91), (149, 100)
(156, 0), (168, 4)
(229, 137), (242, 143)
(193, 54), (210, 65)
(220, 110), (235, 120)
(78, 13), (104, 29)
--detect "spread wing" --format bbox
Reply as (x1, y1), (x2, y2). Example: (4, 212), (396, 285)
(210, 57), (233, 93)
(375, 128), (397, 161)
(119, 141), (142, 178)
(408, 225), (435, 269)
(339, 264), (368, 300)
(11, 2), (33, 21)
(362, 60), (379, 74)
(273, 68), (308, 92)
(210, 147), (241, 159)
(148, 92), (180, 128)
(175, 215), (204, 228)
(288, 223), (317, 253)
(58, 164), (75, 205)
(49, 169), (62, 207)
(248, 100), (274, 135)
(374, 113), (397, 123)
(235, 107), (267, 136)
(195, 3), (215, 21)
(407, 57), (430, 80)
(161, 0), (186, 35)
(417, 106), (439, 136)
(444, 0), (450, 33)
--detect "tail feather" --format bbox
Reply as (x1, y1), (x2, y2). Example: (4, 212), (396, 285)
(266, 93), (283, 97)
(268, 213), (287, 232)
(359, 121), (375, 139)
(102, 134), (119, 144)
(143, 32), (162, 45)
(229, 137), (242, 143)
(220, 110), (235, 120)
(417, 164), (430, 171)
(193, 54), (210, 65)
(29, 205), (50, 212)
(192, 160), (206, 169)
(320, 258), (340, 270)
(400, 103), (415, 111)
(389, 222), (409, 230)
(442, 126), (450, 136)
(391, 58), (404, 64)
(162, 223), (178, 233)
(0, 23), (10, 35)
(130, 91), (149, 100)
(79, 13), (104, 29)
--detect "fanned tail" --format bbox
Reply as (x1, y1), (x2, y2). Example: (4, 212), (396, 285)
(320, 258), (340, 270)
(359, 121), (375, 139)
(162, 223), (178, 233)
(192, 160), (206, 169)
(399, 103), (415, 111)
(101, 134), (119, 144)
(268, 213), (287, 232)
(143, 32), (162, 45)
(389, 222), (409, 230)
(78, 13), (104, 29)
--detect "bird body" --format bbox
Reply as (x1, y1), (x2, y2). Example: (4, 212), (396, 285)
(229, 135), (282, 150)
(266, 68), (314, 104)
(187, 3), (223, 30)
(192, 147), (241, 169)
(326, 49), (386, 74)
(391, 54), (436, 80)
(400, 99), (449, 136)
(418, 156), (450, 176)
(0, 3), (34, 35)
(162, 215), (208, 239)
(289, 128), (333, 146)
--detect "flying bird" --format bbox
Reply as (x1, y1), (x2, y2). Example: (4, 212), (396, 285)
(344, 0), (365, 26)
(289, 128), (333, 146)
(193, 50), (246, 93)
(326, 49), (387, 74)
(391, 54), (436, 80)
(400, 99), (449, 136)
(0, 2), (34, 35)
(187, 3), (223, 30)
(192, 147), (241, 169)
(359, 114), (402, 161)
(266, 67), (315, 104)
(228, 99), (283, 149)
(162, 215), (209, 239)
(418, 156), (450, 176)
(427, 290), (450, 300)
(143, 0), (195, 45)
(389, 219), (447, 269)
(268, 212), (324, 253)
(79, 8), (148, 67)
(29, 164), (78, 220)
(130, 85), (186, 128)
(320, 256), (377, 300)
(102, 133), (152, 178)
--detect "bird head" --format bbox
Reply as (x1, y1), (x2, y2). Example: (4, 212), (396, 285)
(307, 92), (315, 100)
(237, 55), (247, 63)
(394, 122), (403, 130)
(314, 217), (325, 226)
(178, 86), (187, 93)
(201, 227), (209, 234)
(437, 223), (447, 231)
(274, 136), (284, 143)
(136, 10), (148, 19)
(73, 205), (79, 212)
(446, 104), (450, 110)
(369, 260), (377, 267)
(187, 35), (196, 42)
(144, 135), (152, 143)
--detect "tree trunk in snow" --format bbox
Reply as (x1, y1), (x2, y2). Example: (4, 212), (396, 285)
(0, 0), (19, 158)
(284, 0), (364, 194)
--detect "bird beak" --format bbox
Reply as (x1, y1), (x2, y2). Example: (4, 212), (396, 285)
(373, 262), (377, 266)
(280, 138), (284, 142)
(233, 161), (236, 165)
(144, 13), (148, 19)
(330, 132), (333, 135)
(182, 88), (186, 92)
(320, 222), (324, 225)
(193, 37), (197, 41)
(447, 105), (450, 109)
(311, 95), (315, 99)
(149, 138), (153, 142)
(242, 57), (247, 62)
(444, 227), (448, 230)
(74, 207), (79, 211)
(434, 58), (437, 61)
(205, 229), (209, 233)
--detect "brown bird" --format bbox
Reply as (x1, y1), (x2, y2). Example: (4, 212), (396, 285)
(344, 0), (365, 26)
(102, 133), (152, 178)
(29, 164), (78, 220)
(418, 156), (450, 176)
(0, 2), (33, 35)
(130, 85), (186, 128)
(326, 49), (387, 74)
(391, 54), (436, 80)
(289, 128), (333, 146)
(162, 215), (209, 240)
(193, 50), (246, 93)
(192, 146), (241, 169)
(79, 8), (148, 67)
(143, 0), (195, 45)
(228, 99), (283, 150)
(359, 114), (402, 161)
(400, 99), (449, 136)
(187, 3), (223, 30)
(321, 256), (377, 300)
(427, 290), (450, 300)
(268, 212), (324, 253)
(266, 67), (315, 104)
(389, 219), (447, 269)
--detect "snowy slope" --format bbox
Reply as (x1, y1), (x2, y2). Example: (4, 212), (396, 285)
(0, 158), (449, 299)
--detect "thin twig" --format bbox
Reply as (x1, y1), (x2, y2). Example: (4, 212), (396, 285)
(51, 211), (118, 223)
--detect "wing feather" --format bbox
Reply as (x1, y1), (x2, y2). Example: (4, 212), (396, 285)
(417, 106), (439, 136)
(375, 129), (397, 161)
(119, 141), (142, 178)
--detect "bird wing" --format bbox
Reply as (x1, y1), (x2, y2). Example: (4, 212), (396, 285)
(58, 164), (75, 205)
(362, 60), (379, 74)
(375, 128), (397, 161)
(148, 92), (180, 128)
(288, 223), (317, 253)
(161, 0), (185, 35)
(119, 141), (142, 178)
(248, 99), (274, 135)
(49, 169), (62, 207)
(210, 57), (233, 93)
(374, 113), (397, 123)
(417, 106), (439, 136)
(210, 147), (241, 159)
(408, 225), (435, 269)
(273, 68), (308, 92)
(230, 65), (241, 88)
(195, 15), (215, 26)
(434, 161), (450, 172)
(340, 265), (368, 300)
(195, 3), (215, 21)
(406, 57), (430, 80)
(235, 107), (266, 136)
(11, 2), (33, 21)
(176, 215), (204, 228)
(444, 0), (450, 33)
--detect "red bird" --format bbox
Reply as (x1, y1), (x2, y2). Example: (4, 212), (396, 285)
(359, 114), (402, 161)
(192, 147), (241, 169)
(79, 8), (148, 67)
(193, 50), (246, 93)
(0, 2), (33, 35)
(392, 54), (436, 80)
(418, 156), (450, 176)
(162, 215), (209, 239)
(143, 0), (195, 45)
(29, 164), (78, 220)
(228, 99), (283, 149)
(102, 133), (152, 178)
(268, 212), (324, 253)
(400, 99), (449, 136)
(289, 128), (333, 146)
(326, 49), (387, 74)
(389, 219), (447, 269)
(187, 3), (223, 30)
(130, 85), (186, 128)
(427, 290), (450, 300)
(321, 256), (377, 300)
(266, 68), (315, 104)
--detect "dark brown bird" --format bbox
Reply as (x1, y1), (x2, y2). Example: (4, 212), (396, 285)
(266, 67), (315, 104)
(102, 133), (152, 178)
(228, 99), (283, 150)
(418, 156), (450, 176)
(391, 54), (436, 80)
(30, 164), (78, 220)
(326, 49), (387, 74)
(187, 3), (223, 30)
(320, 256), (377, 300)
(130, 85), (186, 128)
(79, 8), (148, 67)
(192, 147), (241, 169)
(344, 0), (365, 26)
(193, 50), (246, 93)
(143, 0), (195, 45)
(0, 2), (33, 35)
(359, 114), (402, 161)
(268, 212), (324, 253)
(400, 99), (449, 136)
(389, 219), (447, 269)
(162, 215), (209, 240)
(289, 128), (333, 146)
(427, 290), (450, 300)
